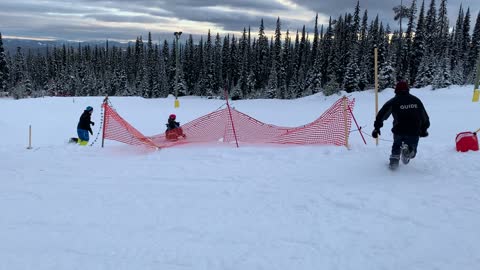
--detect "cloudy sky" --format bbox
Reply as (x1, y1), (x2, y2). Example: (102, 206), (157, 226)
(1, 0), (479, 42)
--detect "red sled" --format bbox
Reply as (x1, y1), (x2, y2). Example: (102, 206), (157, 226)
(455, 132), (479, 152)
(165, 128), (186, 141)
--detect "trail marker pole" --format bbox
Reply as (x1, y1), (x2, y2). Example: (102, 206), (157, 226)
(374, 47), (379, 145)
(174, 31), (182, 108)
(27, 125), (32, 149)
(472, 54), (480, 102)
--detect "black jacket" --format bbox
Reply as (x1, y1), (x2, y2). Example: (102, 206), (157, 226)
(166, 119), (180, 131)
(374, 92), (430, 136)
(77, 110), (93, 133)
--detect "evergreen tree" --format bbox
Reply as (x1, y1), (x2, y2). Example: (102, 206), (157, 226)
(311, 14), (320, 65)
(142, 32), (155, 98)
(323, 73), (341, 96)
(462, 8), (471, 53)
(451, 59), (465, 85)
(411, 0), (426, 84)
(0, 33), (10, 92)
(229, 35), (239, 88)
(246, 70), (256, 98)
(344, 58), (360, 92)
(436, 0), (450, 57)
(234, 30), (248, 99)
(306, 56), (322, 95)
(425, 0), (437, 52)
(467, 11), (480, 83)
(404, 0), (417, 81)
(11, 47), (29, 99)
(379, 58), (396, 90)
(272, 17), (287, 99)
(134, 36), (145, 96)
(256, 19), (270, 90)
(432, 52), (452, 89)
(366, 15), (381, 84)
(358, 10), (369, 90)
(415, 55), (435, 87)
(193, 37), (205, 96)
(451, 6), (464, 68)
(214, 33), (223, 94)
(199, 30), (216, 97)
(175, 66), (188, 97)
(321, 18), (334, 86)
(266, 61), (278, 98)
(184, 35), (195, 94)
(157, 48), (169, 97)
(283, 30), (293, 93)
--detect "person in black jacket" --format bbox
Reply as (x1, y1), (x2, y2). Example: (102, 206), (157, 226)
(77, 106), (95, 145)
(165, 114), (186, 139)
(372, 81), (430, 169)
(166, 114), (180, 131)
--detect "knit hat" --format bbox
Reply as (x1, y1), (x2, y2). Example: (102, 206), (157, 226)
(395, 81), (409, 94)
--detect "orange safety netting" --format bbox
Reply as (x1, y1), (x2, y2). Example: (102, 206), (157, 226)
(102, 97), (355, 148)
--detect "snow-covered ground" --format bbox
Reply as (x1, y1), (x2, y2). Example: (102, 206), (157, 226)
(1, 86), (479, 270)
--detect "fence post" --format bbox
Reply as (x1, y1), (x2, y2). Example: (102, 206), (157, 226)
(102, 96), (108, 148)
(374, 47), (379, 145)
(224, 89), (239, 148)
(343, 97), (350, 149)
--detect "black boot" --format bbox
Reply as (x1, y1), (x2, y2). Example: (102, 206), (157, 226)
(401, 143), (411, 164)
(389, 155), (400, 170)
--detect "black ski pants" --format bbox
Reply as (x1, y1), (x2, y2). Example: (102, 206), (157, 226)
(390, 134), (420, 159)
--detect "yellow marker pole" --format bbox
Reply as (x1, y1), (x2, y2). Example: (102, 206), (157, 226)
(374, 47), (379, 145)
(473, 54), (480, 102)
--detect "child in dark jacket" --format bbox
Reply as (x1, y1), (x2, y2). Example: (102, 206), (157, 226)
(165, 114), (186, 139)
(166, 114), (180, 131)
(77, 106), (95, 145)
(372, 81), (430, 169)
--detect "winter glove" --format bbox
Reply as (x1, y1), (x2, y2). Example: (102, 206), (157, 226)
(89, 130), (93, 135)
(372, 129), (381, 138)
(420, 130), (428, 137)
(91, 121), (95, 126)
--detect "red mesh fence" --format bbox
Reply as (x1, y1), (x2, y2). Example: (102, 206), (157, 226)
(103, 103), (158, 148)
(103, 97), (355, 149)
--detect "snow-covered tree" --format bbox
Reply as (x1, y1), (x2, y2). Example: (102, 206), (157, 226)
(0, 33), (10, 92)
(344, 58), (360, 92)
(379, 59), (396, 90)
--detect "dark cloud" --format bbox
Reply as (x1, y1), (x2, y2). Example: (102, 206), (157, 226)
(82, 14), (169, 24)
(78, 0), (287, 11)
(296, 0), (480, 28)
(0, 1), (98, 14)
(0, 0), (479, 41)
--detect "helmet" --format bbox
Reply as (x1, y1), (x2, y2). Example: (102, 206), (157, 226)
(86, 106), (93, 112)
(169, 114), (176, 120)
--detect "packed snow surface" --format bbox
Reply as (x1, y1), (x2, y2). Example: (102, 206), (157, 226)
(1, 85), (479, 270)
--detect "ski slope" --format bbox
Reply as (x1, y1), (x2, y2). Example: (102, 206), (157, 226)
(1, 86), (480, 270)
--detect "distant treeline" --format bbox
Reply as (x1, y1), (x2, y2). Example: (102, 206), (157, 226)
(0, 0), (479, 99)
